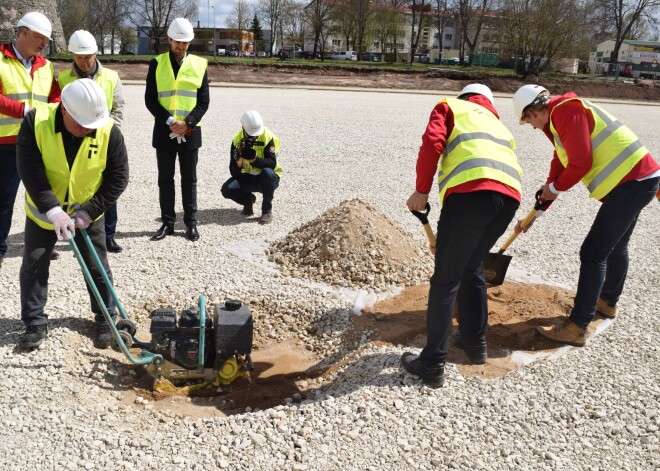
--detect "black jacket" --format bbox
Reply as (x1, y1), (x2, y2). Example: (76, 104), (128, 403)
(144, 51), (210, 150)
(16, 105), (129, 220)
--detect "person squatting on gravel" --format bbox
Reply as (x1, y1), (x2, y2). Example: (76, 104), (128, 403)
(145, 17), (209, 243)
(58, 29), (126, 254)
(0, 12), (61, 270)
(16, 79), (129, 350)
(401, 84), (523, 387)
(513, 85), (660, 347)
(221, 110), (282, 225)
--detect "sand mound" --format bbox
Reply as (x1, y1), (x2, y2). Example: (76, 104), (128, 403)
(269, 199), (433, 288)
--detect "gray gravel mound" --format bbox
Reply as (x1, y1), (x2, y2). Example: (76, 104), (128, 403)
(269, 198), (433, 289)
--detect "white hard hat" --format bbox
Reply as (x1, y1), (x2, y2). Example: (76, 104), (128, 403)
(458, 83), (494, 105)
(17, 12), (52, 40)
(513, 84), (549, 124)
(68, 30), (98, 54)
(61, 78), (109, 129)
(241, 110), (264, 136)
(167, 17), (194, 42)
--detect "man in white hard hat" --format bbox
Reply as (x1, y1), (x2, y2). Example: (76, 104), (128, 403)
(400, 84), (523, 387)
(0, 11), (61, 270)
(145, 17), (209, 242)
(15, 78), (129, 350)
(59, 30), (126, 254)
(512, 84), (660, 347)
(221, 110), (282, 224)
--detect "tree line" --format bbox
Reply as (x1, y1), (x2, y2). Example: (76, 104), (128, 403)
(57, 0), (659, 74)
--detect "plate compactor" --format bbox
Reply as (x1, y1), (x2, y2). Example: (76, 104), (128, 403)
(68, 226), (254, 392)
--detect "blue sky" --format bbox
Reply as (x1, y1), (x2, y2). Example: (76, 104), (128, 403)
(197, 0), (242, 29)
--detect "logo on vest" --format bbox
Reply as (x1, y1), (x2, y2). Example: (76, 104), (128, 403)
(88, 143), (98, 159)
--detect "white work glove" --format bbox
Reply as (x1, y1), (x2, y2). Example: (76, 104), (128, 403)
(23, 105), (32, 117)
(168, 132), (186, 144)
(47, 206), (75, 240)
(72, 209), (92, 229)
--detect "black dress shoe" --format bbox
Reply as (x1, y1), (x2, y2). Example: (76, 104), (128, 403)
(151, 224), (174, 241)
(451, 330), (487, 365)
(400, 352), (445, 388)
(185, 226), (199, 241)
(106, 238), (122, 253)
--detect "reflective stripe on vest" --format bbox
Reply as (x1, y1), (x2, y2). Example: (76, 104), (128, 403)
(232, 128), (283, 177)
(155, 53), (207, 124)
(549, 98), (648, 200)
(0, 51), (54, 137)
(58, 67), (119, 110)
(436, 98), (522, 203)
(25, 104), (112, 230)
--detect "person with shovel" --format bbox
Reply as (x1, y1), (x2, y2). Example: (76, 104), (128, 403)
(15, 78), (129, 350)
(513, 84), (660, 347)
(401, 84), (523, 387)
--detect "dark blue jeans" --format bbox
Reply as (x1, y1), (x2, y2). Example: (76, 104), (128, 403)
(104, 202), (118, 239)
(570, 176), (660, 328)
(0, 144), (20, 257)
(419, 191), (519, 365)
(221, 168), (280, 212)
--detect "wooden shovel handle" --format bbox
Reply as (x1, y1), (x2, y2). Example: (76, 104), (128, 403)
(422, 223), (436, 248)
(498, 209), (537, 253)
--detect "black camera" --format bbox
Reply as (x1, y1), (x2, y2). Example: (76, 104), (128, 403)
(233, 138), (257, 161)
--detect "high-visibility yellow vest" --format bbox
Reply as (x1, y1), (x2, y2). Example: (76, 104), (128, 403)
(549, 97), (648, 200)
(25, 103), (113, 230)
(155, 53), (207, 124)
(232, 128), (282, 177)
(436, 98), (522, 203)
(58, 66), (119, 110)
(0, 50), (54, 138)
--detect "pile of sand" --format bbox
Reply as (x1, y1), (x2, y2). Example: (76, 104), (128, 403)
(269, 199), (433, 288)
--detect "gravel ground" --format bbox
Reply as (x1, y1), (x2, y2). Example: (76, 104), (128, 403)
(0, 85), (658, 470)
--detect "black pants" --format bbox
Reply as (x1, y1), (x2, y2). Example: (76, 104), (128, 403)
(20, 217), (116, 326)
(419, 191), (519, 365)
(156, 146), (198, 227)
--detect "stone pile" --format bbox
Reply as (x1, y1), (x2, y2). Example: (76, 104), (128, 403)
(269, 199), (433, 289)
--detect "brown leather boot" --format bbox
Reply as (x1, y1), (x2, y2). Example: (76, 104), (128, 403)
(536, 318), (587, 347)
(596, 298), (617, 319)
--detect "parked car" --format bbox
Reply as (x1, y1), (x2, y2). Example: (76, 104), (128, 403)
(360, 53), (379, 62)
(300, 51), (321, 59)
(331, 51), (357, 61)
(118, 49), (134, 55)
(256, 51), (267, 58)
(440, 57), (460, 65)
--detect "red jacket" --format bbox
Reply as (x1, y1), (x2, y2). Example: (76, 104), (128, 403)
(415, 94), (521, 203)
(542, 93), (659, 197)
(0, 43), (61, 144)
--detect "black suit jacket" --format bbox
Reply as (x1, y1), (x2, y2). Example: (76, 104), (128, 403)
(144, 51), (209, 150)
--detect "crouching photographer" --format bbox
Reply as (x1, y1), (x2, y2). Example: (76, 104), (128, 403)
(221, 110), (282, 224)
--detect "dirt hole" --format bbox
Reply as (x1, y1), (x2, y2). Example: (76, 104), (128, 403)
(121, 280), (610, 417)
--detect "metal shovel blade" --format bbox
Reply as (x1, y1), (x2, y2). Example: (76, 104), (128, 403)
(482, 208), (538, 286)
(483, 250), (512, 286)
